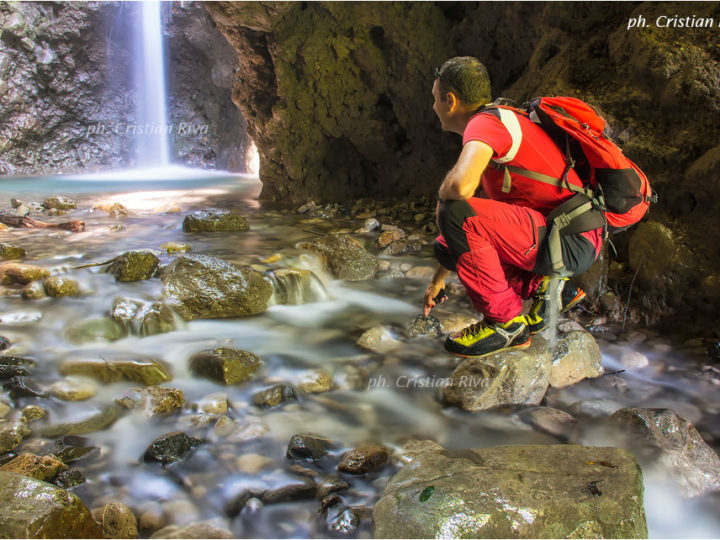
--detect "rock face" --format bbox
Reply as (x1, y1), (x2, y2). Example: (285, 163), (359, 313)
(0, 2), (250, 175)
(300, 234), (377, 281)
(610, 408), (720, 498)
(59, 357), (171, 386)
(548, 329), (604, 388)
(106, 251), (160, 282)
(0, 453), (69, 481)
(443, 335), (553, 411)
(161, 254), (272, 320)
(182, 208), (249, 232)
(373, 440), (648, 539)
(0, 471), (103, 538)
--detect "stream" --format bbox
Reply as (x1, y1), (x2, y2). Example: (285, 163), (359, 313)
(1, 169), (719, 538)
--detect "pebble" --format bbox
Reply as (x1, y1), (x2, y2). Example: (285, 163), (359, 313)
(21, 404), (47, 422)
(198, 393), (229, 415)
(50, 377), (97, 401)
(139, 505), (166, 535)
(0, 401), (10, 418)
(297, 369), (333, 393)
(161, 499), (199, 527)
(619, 351), (649, 370)
(213, 416), (237, 437)
(234, 453), (275, 474)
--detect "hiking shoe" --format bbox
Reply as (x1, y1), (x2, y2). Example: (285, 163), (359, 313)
(527, 277), (586, 334)
(444, 315), (530, 358)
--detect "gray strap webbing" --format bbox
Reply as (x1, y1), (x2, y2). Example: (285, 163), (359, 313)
(502, 164), (595, 199)
(548, 201), (594, 274)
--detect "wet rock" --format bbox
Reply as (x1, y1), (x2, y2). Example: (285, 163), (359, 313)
(356, 325), (402, 353)
(139, 505), (165, 536)
(299, 234), (377, 281)
(443, 335), (552, 411)
(338, 445), (389, 474)
(225, 416), (269, 442)
(118, 386), (184, 417)
(234, 453), (275, 474)
(356, 217), (380, 233)
(261, 479), (317, 504)
(188, 347), (261, 385)
(544, 329), (604, 388)
(59, 357), (171, 385)
(0, 401), (10, 418)
(197, 393), (228, 415)
(0, 335), (10, 350)
(373, 440), (647, 538)
(97, 502), (138, 539)
(0, 452), (68, 481)
(629, 220), (693, 286)
(161, 242), (191, 254)
(381, 240), (407, 256)
(619, 351), (649, 370)
(266, 268), (327, 305)
(328, 507), (359, 535)
(297, 369), (333, 393)
(405, 265), (435, 279)
(93, 202), (129, 217)
(213, 416), (237, 437)
(0, 262), (50, 284)
(0, 242), (26, 260)
(406, 314), (441, 338)
(286, 433), (335, 461)
(37, 405), (122, 438)
(160, 499), (199, 527)
(568, 398), (624, 419)
(21, 281), (47, 299)
(161, 254), (272, 320)
(0, 356), (35, 379)
(4, 375), (47, 398)
(65, 317), (127, 343)
(437, 313), (480, 335)
(144, 432), (204, 465)
(111, 298), (179, 337)
(252, 384), (297, 407)
(0, 471), (103, 538)
(43, 196), (77, 210)
(43, 276), (80, 297)
(50, 376), (97, 401)
(610, 407), (720, 498)
(22, 404), (47, 422)
(0, 422), (31, 453)
(45, 435), (100, 465)
(520, 407), (578, 440)
(182, 208), (249, 232)
(150, 521), (233, 539)
(54, 469), (85, 489)
(106, 250), (160, 282)
(377, 229), (406, 248)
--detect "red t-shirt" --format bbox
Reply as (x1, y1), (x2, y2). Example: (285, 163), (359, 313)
(463, 110), (603, 253)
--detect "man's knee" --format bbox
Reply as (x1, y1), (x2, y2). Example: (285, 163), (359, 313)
(437, 199), (476, 231)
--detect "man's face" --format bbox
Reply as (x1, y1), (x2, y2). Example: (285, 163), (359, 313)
(432, 79), (451, 131)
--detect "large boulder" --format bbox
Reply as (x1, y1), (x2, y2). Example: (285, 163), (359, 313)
(373, 440), (647, 538)
(188, 347), (261, 385)
(547, 329), (604, 388)
(0, 471), (103, 538)
(609, 407), (720, 498)
(182, 208), (249, 232)
(443, 335), (552, 411)
(160, 254), (272, 320)
(299, 234), (377, 281)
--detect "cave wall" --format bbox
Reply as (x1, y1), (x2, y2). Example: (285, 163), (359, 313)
(0, 1), (250, 175)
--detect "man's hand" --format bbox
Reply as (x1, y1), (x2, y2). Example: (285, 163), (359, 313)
(423, 279), (447, 318)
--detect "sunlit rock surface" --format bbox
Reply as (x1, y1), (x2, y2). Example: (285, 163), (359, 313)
(373, 440), (648, 538)
(161, 254), (272, 320)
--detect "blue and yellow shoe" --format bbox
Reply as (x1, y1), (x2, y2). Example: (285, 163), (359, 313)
(444, 315), (530, 358)
(527, 277), (586, 334)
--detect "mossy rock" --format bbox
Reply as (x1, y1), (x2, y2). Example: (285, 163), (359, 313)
(42, 196), (77, 210)
(64, 317), (127, 344)
(188, 347), (261, 385)
(182, 208), (249, 232)
(1, 263), (50, 284)
(43, 276), (80, 297)
(299, 234), (377, 281)
(373, 441), (648, 538)
(105, 251), (160, 282)
(0, 471), (103, 538)
(59, 357), (171, 386)
(0, 243), (26, 260)
(36, 405), (123, 438)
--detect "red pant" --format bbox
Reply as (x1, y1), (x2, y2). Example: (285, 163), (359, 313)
(435, 198), (546, 323)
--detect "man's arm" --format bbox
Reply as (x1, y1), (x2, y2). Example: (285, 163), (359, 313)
(438, 140), (494, 200)
(423, 264), (452, 318)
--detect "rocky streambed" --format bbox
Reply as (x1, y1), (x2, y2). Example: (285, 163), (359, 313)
(0, 172), (719, 538)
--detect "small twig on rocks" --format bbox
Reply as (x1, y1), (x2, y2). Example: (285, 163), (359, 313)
(622, 259), (643, 331)
(300, 228), (326, 236)
(71, 256), (119, 270)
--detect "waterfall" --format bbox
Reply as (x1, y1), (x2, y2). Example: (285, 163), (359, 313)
(135, 0), (170, 167)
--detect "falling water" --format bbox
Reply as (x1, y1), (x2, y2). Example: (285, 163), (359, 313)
(135, 0), (170, 167)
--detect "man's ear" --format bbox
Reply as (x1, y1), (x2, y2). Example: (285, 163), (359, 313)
(446, 91), (458, 111)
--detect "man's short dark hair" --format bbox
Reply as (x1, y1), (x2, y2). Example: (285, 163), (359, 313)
(436, 56), (491, 106)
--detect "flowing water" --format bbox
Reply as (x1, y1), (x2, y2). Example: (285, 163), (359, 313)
(1, 171), (719, 538)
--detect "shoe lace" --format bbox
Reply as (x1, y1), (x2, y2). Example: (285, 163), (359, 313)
(461, 320), (490, 339)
